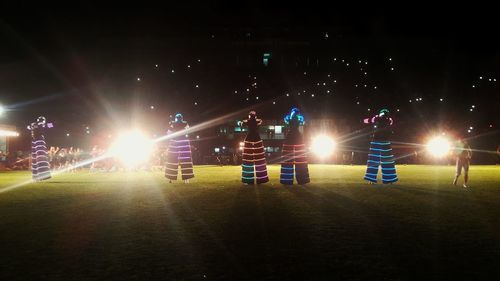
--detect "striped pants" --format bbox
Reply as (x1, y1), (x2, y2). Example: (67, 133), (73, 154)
(364, 141), (398, 184)
(165, 138), (194, 181)
(31, 139), (51, 181)
(280, 143), (310, 185)
(242, 140), (269, 184)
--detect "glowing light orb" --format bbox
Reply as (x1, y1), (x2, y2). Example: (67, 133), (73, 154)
(311, 135), (336, 158)
(426, 136), (451, 158)
(110, 130), (154, 167)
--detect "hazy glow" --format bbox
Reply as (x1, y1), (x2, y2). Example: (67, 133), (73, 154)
(0, 130), (19, 137)
(311, 135), (336, 158)
(426, 136), (451, 157)
(0, 104), (4, 116)
(110, 130), (154, 167)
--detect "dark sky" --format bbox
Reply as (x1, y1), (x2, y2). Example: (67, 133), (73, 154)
(0, 5), (499, 147)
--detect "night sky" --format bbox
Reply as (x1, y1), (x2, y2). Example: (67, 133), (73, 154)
(1, 5), (499, 148)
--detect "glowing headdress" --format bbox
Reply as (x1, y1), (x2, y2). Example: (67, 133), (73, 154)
(174, 113), (183, 122)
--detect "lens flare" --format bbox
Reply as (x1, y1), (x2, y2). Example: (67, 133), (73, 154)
(109, 130), (154, 167)
(311, 135), (336, 158)
(426, 136), (451, 157)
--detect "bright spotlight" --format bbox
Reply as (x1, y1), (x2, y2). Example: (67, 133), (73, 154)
(109, 130), (154, 167)
(311, 135), (336, 158)
(426, 136), (451, 158)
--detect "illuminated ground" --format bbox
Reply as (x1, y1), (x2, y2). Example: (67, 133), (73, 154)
(1, 165), (499, 280)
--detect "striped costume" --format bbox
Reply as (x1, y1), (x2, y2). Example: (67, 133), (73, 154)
(241, 113), (269, 184)
(165, 117), (194, 181)
(363, 111), (398, 184)
(28, 118), (52, 181)
(280, 108), (310, 185)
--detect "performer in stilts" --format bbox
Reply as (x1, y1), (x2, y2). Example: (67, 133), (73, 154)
(280, 107), (310, 185)
(27, 116), (53, 181)
(165, 113), (194, 183)
(363, 109), (398, 184)
(241, 111), (269, 184)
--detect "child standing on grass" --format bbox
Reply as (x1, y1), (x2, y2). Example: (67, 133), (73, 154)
(453, 139), (472, 188)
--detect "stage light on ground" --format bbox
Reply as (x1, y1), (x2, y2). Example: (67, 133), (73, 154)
(311, 135), (336, 158)
(426, 136), (451, 158)
(110, 130), (154, 167)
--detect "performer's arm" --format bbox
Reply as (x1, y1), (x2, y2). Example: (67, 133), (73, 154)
(256, 119), (262, 125)
(284, 115), (290, 125)
(363, 115), (377, 124)
(298, 114), (305, 125)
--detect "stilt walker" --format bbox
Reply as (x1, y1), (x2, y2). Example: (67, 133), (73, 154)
(165, 113), (194, 183)
(241, 111), (269, 184)
(280, 108), (310, 185)
(363, 109), (398, 184)
(27, 116), (53, 181)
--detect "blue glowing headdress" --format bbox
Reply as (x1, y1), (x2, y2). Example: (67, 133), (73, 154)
(284, 107), (305, 125)
(174, 113), (183, 122)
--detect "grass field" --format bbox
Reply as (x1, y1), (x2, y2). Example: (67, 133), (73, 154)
(1, 165), (500, 280)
